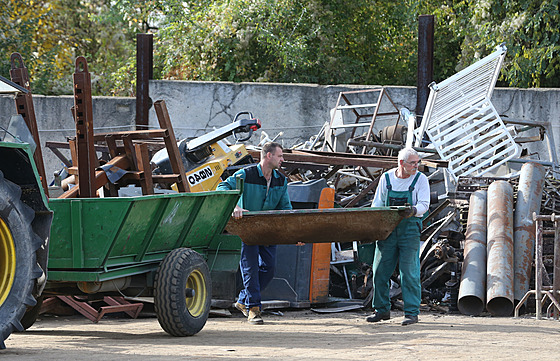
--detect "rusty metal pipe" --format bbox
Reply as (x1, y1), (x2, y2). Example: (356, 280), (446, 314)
(513, 163), (545, 310)
(458, 190), (487, 316)
(77, 277), (132, 294)
(486, 180), (514, 316)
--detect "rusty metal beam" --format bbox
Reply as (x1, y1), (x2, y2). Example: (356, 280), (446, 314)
(9, 53), (49, 195)
(136, 33), (153, 130)
(134, 142), (154, 195)
(93, 129), (167, 142)
(72, 57), (97, 198)
(250, 149), (397, 168)
(417, 14), (434, 127)
(153, 100), (189, 192)
(251, 149), (446, 172)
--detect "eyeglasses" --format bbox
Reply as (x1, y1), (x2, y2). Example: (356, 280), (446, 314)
(404, 159), (421, 166)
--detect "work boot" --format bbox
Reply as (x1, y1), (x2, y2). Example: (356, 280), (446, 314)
(401, 315), (418, 326)
(248, 306), (264, 325)
(234, 302), (248, 317)
(365, 311), (390, 323)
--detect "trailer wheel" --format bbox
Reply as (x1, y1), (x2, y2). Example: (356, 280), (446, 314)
(154, 248), (212, 336)
(0, 172), (42, 349)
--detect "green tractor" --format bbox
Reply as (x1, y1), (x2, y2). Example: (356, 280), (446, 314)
(0, 75), (52, 349)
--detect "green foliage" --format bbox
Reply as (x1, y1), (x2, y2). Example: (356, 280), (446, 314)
(453, 0), (560, 87)
(0, 0), (137, 95)
(151, 0), (422, 85)
(1, 0), (559, 95)
(0, 0), (72, 93)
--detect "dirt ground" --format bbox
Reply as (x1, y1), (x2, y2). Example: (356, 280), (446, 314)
(3, 308), (560, 360)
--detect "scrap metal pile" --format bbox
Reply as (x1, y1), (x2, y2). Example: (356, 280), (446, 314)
(7, 45), (558, 318)
(272, 44), (560, 317)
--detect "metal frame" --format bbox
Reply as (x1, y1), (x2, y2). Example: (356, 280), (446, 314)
(414, 44), (520, 180)
(322, 88), (401, 154)
(514, 213), (560, 319)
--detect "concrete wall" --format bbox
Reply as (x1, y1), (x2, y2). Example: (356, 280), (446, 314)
(1, 81), (559, 184)
(0, 94), (135, 184)
(147, 81), (415, 144)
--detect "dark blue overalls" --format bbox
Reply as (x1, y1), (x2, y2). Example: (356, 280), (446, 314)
(372, 172), (422, 316)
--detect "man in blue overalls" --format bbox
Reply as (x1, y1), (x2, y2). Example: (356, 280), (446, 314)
(217, 142), (291, 325)
(366, 147), (430, 325)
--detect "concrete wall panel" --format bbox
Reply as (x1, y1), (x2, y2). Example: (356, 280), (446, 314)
(1, 81), (559, 185)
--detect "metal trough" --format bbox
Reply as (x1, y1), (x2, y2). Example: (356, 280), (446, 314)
(225, 206), (412, 245)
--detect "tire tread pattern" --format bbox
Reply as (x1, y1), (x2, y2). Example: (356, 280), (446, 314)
(154, 248), (211, 337)
(0, 171), (42, 349)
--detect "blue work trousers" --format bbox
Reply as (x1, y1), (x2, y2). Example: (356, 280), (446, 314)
(237, 243), (277, 308)
(372, 218), (421, 316)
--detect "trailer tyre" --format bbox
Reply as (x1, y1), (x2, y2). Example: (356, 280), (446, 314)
(154, 248), (212, 336)
(0, 172), (42, 349)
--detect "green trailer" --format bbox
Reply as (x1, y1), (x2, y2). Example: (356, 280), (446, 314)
(44, 188), (242, 336)
(0, 139), (243, 348)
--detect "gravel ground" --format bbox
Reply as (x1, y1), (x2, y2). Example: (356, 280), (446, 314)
(3, 308), (560, 360)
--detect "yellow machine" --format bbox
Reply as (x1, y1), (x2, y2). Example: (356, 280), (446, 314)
(152, 112), (260, 192)
(180, 142), (251, 192)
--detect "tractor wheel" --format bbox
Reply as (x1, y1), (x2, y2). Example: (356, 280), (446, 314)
(154, 248), (212, 336)
(0, 171), (43, 349)
(19, 296), (44, 330)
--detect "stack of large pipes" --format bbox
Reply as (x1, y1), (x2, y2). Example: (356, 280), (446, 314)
(458, 162), (546, 316)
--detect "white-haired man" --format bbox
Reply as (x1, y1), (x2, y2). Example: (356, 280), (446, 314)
(366, 147), (430, 325)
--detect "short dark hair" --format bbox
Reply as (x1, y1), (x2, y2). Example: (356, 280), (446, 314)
(261, 142), (283, 158)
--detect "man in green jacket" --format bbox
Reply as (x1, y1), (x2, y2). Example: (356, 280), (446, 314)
(217, 142), (291, 324)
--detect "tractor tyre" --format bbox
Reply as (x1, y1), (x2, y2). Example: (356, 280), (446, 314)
(20, 295), (44, 330)
(0, 171), (43, 349)
(154, 248), (212, 336)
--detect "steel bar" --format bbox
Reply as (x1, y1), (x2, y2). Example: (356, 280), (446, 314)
(417, 15), (434, 128)
(153, 100), (189, 192)
(458, 190), (487, 315)
(361, 89), (390, 154)
(93, 129), (168, 141)
(513, 162), (545, 309)
(536, 213), (544, 319)
(554, 219), (560, 319)
(9, 53), (49, 195)
(72, 57), (97, 198)
(486, 180), (514, 316)
(136, 33), (153, 130)
(347, 139), (438, 154)
(516, 213), (560, 319)
(250, 149), (447, 170)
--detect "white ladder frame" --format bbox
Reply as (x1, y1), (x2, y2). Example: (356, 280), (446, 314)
(414, 44), (520, 179)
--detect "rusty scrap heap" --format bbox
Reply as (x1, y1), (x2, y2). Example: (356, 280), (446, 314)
(7, 45), (558, 320)
(275, 44), (560, 318)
